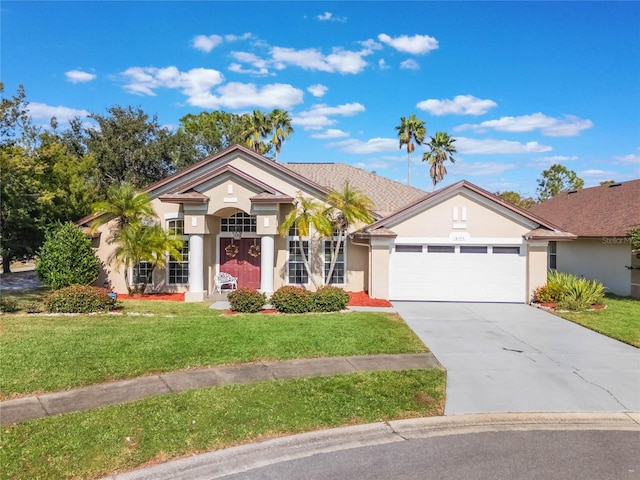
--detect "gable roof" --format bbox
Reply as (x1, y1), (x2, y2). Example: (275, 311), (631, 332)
(365, 180), (568, 235)
(283, 162), (427, 217)
(528, 179), (640, 237)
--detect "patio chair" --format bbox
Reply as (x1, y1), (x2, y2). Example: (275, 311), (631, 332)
(214, 272), (238, 293)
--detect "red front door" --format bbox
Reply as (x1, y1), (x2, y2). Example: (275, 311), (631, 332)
(220, 238), (261, 290)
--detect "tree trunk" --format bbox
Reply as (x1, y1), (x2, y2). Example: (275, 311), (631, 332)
(298, 240), (319, 289)
(325, 230), (345, 285)
(2, 255), (11, 274)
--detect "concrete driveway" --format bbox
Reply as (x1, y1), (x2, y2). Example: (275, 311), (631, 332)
(393, 302), (640, 415)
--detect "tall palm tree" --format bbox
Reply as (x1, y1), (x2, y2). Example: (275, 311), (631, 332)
(91, 182), (155, 242)
(324, 182), (375, 285)
(279, 194), (332, 289)
(268, 109), (294, 161)
(242, 110), (270, 155)
(423, 131), (457, 190)
(395, 114), (426, 186)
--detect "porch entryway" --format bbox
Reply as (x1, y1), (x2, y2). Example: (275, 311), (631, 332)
(220, 238), (261, 289)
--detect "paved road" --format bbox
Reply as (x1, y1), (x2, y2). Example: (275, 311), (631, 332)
(394, 302), (640, 414)
(103, 413), (640, 480)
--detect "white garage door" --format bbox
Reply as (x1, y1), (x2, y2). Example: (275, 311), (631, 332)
(389, 244), (526, 302)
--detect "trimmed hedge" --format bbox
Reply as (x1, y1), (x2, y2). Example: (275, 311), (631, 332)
(45, 285), (116, 313)
(312, 286), (350, 312)
(270, 285), (350, 314)
(269, 286), (314, 314)
(227, 288), (266, 313)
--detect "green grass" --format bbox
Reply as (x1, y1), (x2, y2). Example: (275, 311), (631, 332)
(0, 369), (446, 480)
(0, 300), (427, 398)
(555, 295), (640, 347)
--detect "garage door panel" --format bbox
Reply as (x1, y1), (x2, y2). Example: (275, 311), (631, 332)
(390, 245), (525, 303)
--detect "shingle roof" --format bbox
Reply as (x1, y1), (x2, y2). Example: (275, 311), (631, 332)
(283, 162), (428, 216)
(528, 179), (640, 237)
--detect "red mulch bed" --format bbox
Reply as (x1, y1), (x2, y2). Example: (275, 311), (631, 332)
(116, 292), (185, 302)
(348, 291), (392, 307)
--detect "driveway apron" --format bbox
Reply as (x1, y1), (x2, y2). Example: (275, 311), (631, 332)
(394, 302), (640, 415)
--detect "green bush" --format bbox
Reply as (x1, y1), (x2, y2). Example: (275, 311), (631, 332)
(312, 286), (350, 312)
(270, 286), (314, 314)
(36, 222), (102, 290)
(45, 285), (116, 313)
(23, 301), (45, 314)
(227, 288), (266, 313)
(0, 296), (19, 313)
(538, 270), (605, 311)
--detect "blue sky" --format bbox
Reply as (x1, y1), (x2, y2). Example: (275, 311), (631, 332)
(3, 1), (639, 196)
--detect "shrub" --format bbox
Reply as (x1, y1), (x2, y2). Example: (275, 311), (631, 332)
(312, 286), (350, 312)
(23, 301), (44, 314)
(227, 288), (266, 313)
(270, 286), (314, 314)
(557, 296), (591, 312)
(45, 285), (116, 313)
(538, 270), (605, 311)
(0, 296), (19, 313)
(36, 222), (102, 290)
(533, 285), (554, 304)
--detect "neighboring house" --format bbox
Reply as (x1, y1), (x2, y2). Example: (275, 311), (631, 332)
(81, 145), (573, 303)
(529, 179), (640, 298)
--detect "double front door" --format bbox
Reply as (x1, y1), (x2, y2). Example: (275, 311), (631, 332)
(219, 238), (261, 289)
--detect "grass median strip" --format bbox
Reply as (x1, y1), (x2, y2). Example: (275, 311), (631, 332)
(0, 369), (445, 480)
(0, 302), (427, 398)
(554, 295), (640, 347)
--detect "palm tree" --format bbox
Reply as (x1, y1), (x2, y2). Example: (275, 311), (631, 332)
(395, 114), (426, 186)
(423, 131), (457, 190)
(279, 194), (332, 289)
(324, 182), (375, 285)
(242, 110), (270, 155)
(111, 223), (182, 295)
(91, 182), (155, 242)
(268, 109), (294, 161)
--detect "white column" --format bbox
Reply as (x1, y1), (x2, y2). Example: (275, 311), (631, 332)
(185, 233), (204, 302)
(260, 234), (275, 295)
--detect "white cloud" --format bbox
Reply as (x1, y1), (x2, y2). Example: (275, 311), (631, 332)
(316, 11), (347, 22)
(307, 84), (328, 97)
(121, 66), (302, 110)
(400, 59), (419, 70)
(122, 66), (225, 97)
(453, 160), (516, 176)
(417, 95), (497, 116)
(377, 33), (439, 54)
(65, 69), (96, 83)
(455, 137), (553, 154)
(360, 39), (383, 51)
(28, 102), (89, 122)
(613, 153), (640, 164)
(311, 129), (349, 139)
(193, 34), (223, 53)
(455, 113), (593, 137)
(528, 155), (579, 166)
(229, 51), (270, 75)
(224, 33), (252, 42)
(293, 102), (365, 130)
(328, 137), (397, 154)
(201, 82), (304, 109)
(378, 59), (389, 70)
(271, 46), (371, 74)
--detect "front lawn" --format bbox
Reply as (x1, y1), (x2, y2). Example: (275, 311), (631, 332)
(0, 300), (428, 398)
(555, 295), (640, 347)
(1, 369), (445, 479)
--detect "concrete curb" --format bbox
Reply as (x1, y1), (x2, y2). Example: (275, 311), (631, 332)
(101, 412), (640, 480)
(0, 353), (441, 426)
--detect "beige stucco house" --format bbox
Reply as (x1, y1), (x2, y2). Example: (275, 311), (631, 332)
(529, 179), (640, 298)
(82, 145), (573, 303)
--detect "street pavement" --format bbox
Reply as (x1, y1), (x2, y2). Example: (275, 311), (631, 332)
(394, 301), (640, 414)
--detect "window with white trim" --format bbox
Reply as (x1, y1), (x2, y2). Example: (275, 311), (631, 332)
(167, 219), (189, 285)
(324, 235), (345, 285)
(220, 212), (256, 233)
(288, 225), (309, 285)
(133, 262), (153, 285)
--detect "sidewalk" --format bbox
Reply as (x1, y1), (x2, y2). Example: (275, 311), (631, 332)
(0, 353), (441, 426)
